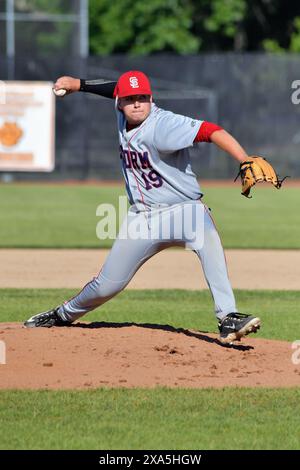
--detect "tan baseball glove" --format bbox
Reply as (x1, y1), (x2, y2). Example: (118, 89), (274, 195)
(235, 156), (285, 198)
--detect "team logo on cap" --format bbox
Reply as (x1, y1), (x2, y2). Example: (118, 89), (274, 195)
(129, 77), (139, 88)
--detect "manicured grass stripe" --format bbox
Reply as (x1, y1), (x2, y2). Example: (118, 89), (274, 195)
(1, 289), (300, 342)
(0, 388), (299, 449)
(203, 186), (300, 249)
(0, 185), (125, 248)
(1, 185), (300, 248)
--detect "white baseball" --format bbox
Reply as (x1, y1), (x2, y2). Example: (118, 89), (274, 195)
(53, 88), (67, 97)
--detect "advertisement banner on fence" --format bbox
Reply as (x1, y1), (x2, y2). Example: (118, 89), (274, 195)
(0, 81), (55, 172)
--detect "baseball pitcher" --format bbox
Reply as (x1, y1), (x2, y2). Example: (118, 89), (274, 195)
(24, 70), (263, 345)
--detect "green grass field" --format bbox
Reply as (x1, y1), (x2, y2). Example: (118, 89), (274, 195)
(1, 288), (300, 449)
(0, 182), (299, 449)
(0, 183), (299, 248)
(1, 388), (300, 450)
(1, 288), (300, 342)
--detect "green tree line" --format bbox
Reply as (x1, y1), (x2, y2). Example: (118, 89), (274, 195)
(12, 0), (300, 55)
(89, 0), (300, 54)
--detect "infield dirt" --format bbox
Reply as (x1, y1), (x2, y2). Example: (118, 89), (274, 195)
(0, 322), (299, 389)
(1, 248), (299, 390)
(1, 248), (299, 289)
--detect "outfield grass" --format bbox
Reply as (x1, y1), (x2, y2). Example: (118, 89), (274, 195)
(1, 288), (300, 342)
(1, 288), (300, 450)
(0, 184), (299, 248)
(0, 388), (300, 450)
(0, 184), (125, 248)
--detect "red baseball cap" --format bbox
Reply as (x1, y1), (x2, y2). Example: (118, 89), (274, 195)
(113, 71), (152, 98)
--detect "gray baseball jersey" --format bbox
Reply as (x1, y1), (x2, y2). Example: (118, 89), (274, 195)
(57, 99), (237, 324)
(117, 103), (203, 208)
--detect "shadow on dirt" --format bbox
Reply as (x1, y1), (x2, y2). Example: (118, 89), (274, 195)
(71, 321), (253, 351)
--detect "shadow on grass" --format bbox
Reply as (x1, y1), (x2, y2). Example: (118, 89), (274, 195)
(69, 320), (253, 351)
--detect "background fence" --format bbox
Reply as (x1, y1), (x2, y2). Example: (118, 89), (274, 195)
(0, 53), (299, 180)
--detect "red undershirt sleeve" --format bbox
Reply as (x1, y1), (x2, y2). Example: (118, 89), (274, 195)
(194, 121), (223, 143)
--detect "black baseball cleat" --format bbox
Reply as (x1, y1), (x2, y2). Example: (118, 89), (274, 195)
(218, 312), (261, 345)
(24, 307), (71, 328)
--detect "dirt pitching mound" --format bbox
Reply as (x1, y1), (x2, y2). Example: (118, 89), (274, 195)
(1, 322), (299, 389)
